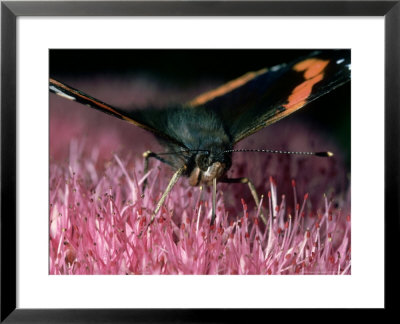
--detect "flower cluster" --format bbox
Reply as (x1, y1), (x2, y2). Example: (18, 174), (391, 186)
(49, 78), (351, 275)
(49, 141), (351, 275)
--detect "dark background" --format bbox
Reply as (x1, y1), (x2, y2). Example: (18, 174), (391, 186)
(49, 49), (351, 168)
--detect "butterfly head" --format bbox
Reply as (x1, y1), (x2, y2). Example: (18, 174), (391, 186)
(188, 150), (232, 186)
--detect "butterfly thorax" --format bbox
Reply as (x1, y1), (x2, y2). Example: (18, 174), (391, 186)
(159, 107), (233, 186)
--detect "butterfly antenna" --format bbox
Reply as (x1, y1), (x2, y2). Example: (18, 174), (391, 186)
(224, 149), (333, 157)
(156, 149), (210, 155)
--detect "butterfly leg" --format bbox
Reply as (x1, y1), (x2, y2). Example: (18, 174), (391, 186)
(142, 150), (174, 194)
(220, 177), (267, 225)
(211, 178), (217, 225)
(138, 165), (186, 237)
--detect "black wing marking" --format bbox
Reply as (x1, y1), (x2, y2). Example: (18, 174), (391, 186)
(49, 78), (186, 148)
(186, 50), (351, 144)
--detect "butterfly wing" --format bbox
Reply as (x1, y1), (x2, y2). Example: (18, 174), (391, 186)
(49, 78), (186, 148)
(187, 50), (351, 144)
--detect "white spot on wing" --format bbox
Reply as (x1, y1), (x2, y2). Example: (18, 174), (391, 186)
(270, 63), (286, 72)
(336, 58), (345, 64)
(50, 85), (76, 101)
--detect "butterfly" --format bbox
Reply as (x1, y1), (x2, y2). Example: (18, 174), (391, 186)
(49, 50), (351, 229)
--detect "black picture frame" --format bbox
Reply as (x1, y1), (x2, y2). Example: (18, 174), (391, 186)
(1, 0), (398, 322)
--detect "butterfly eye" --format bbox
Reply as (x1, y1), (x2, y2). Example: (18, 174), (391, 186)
(195, 153), (210, 171)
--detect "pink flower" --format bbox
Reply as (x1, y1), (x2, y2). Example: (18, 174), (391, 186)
(49, 138), (350, 275)
(49, 78), (350, 275)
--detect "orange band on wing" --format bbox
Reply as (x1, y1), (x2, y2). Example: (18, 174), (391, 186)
(283, 73), (324, 110)
(50, 78), (129, 119)
(188, 68), (268, 107)
(282, 58), (329, 111)
(293, 58), (329, 79)
(262, 58), (330, 127)
(49, 78), (158, 133)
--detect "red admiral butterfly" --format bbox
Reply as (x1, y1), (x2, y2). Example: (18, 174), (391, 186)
(50, 50), (350, 229)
